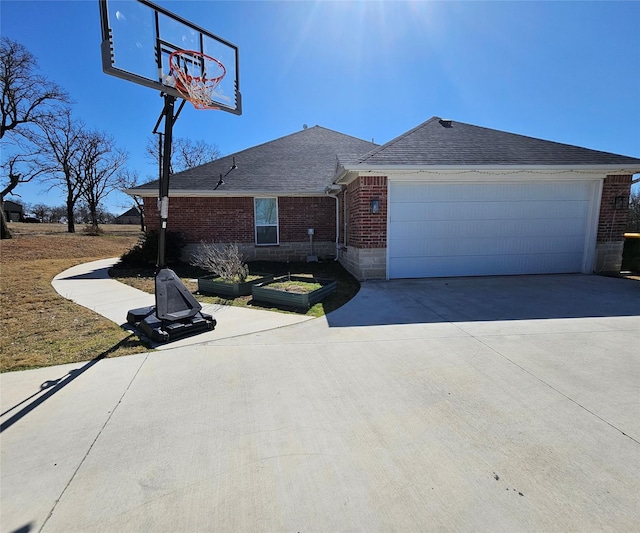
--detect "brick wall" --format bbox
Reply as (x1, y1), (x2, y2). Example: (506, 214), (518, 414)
(278, 196), (336, 242)
(143, 195), (336, 260)
(144, 196), (254, 242)
(594, 174), (633, 272)
(345, 176), (388, 248)
(597, 175), (632, 243)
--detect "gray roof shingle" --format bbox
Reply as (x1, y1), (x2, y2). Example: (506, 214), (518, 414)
(348, 116), (640, 167)
(116, 207), (140, 218)
(132, 126), (378, 194)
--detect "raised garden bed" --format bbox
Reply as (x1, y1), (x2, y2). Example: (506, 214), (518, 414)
(197, 273), (274, 298)
(251, 275), (337, 310)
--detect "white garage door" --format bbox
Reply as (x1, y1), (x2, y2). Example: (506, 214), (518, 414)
(388, 181), (596, 278)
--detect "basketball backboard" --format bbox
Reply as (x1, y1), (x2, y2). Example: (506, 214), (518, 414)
(98, 0), (241, 114)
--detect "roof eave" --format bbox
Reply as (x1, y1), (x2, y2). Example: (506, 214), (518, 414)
(337, 163), (640, 175)
(125, 189), (330, 198)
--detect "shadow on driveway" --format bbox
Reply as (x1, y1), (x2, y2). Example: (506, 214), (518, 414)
(327, 274), (640, 327)
(56, 265), (111, 281)
(0, 337), (136, 433)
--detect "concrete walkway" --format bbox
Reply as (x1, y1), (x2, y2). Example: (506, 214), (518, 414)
(51, 258), (313, 349)
(1, 271), (639, 532)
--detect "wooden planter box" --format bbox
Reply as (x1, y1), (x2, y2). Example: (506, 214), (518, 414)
(197, 273), (274, 298)
(251, 276), (337, 309)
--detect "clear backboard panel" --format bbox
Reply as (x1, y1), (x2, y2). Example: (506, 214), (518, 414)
(99, 0), (241, 114)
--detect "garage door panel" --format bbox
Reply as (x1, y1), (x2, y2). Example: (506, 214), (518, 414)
(390, 200), (589, 222)
(388, 181), (595, 278)
(391, 181), (593, 203)
(388, 218), (588, 240)
(391, 235), (586, 258)
(392, 253), (585, 278)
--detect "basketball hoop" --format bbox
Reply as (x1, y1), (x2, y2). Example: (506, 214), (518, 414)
(168, 50), (226, 110)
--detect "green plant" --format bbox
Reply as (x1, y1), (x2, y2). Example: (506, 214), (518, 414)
(191, 242), (249, 283)
(267, 278), (322, 293)
(119, 230), (186, 266)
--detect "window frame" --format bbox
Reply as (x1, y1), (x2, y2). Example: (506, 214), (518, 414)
(254, 197), (279, 246)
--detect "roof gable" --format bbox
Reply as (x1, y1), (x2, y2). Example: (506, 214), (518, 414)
(4, 201), (23, 210)
(350, 116), (640, 167)
(134, 126), (378, 194)
(116, 207), (140, 218)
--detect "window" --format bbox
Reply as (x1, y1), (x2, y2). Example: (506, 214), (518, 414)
(254, 197), (278, 245)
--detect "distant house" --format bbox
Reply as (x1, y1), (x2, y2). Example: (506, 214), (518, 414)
(3, 201), (23, 222)
(114, 206), (142, 225)
(128, 118), (640, 279)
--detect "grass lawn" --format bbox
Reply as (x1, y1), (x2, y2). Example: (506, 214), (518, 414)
(0, 223), (148, 372)
(1, 224), (360, 372)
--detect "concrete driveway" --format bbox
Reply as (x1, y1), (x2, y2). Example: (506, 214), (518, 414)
(2, 274), (639, 532)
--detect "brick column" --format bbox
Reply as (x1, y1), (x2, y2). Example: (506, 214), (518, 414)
(595, 175), (632, 272)
(340, 176), (388, 279)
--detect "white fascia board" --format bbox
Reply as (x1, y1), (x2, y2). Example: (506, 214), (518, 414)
(343, 164), (640, 173)
(334, 164), (640, 185)
(334, 164), (349, 184)
(125, 189), (328, 198)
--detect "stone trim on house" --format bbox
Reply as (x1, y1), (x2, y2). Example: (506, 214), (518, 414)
(184, 241), (336, 264)
(340, 246), (386, 280)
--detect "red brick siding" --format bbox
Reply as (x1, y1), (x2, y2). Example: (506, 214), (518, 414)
(278, 197), (335, 242)
(597, 175), (632, 243)
(144, 196), (254, 242)
(345, 176), (388, 248)
(143, 195), (335, 244)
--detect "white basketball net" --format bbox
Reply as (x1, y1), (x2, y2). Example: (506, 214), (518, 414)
(168, 50), (226, 110)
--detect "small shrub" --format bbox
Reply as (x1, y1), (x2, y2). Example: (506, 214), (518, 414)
(191, 242), (249, 283)
(83, 224), (104, 236)
(120, 230), (186, 267)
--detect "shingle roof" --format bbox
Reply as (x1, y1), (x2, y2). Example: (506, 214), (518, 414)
(132, 126), (378, 194)
(3, 200), (23, 211)
(116, 207), (140, 218)
(348, 116), (640, 167)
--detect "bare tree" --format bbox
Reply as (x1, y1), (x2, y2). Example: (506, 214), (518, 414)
(1, 149), (47, 198)
(0, 38), (68, 139)
(76, 130), (127, 233)
(49, 204), (67, 223)
(31, 203), (51, 222)
(117, 168), (146, 231)
(0, 37), (68, 238)
(36, 108), (85, 233)
(174, 138), (221, 170)
(145, 136), (220, 174)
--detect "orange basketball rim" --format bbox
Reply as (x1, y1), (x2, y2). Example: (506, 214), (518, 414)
(168, 50), (226, 110)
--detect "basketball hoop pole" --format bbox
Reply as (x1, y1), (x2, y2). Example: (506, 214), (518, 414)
(156, 94), (175, 269)
(155, 93), (185, 269)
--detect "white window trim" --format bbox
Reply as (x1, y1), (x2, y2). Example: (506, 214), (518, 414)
(254, 197), (279, 246)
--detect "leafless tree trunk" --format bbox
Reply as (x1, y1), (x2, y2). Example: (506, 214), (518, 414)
(76, 130), (127, 233)
(1, 152), (46, 238)
(0, 37), (68, 238)
(0, 199), (10, 239)
(35, 108), (85, 233)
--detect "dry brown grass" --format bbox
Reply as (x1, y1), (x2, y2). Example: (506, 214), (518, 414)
(0, 223), (148, 372)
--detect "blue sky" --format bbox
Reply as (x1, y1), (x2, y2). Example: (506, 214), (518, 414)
(2, 0), (639, 214)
